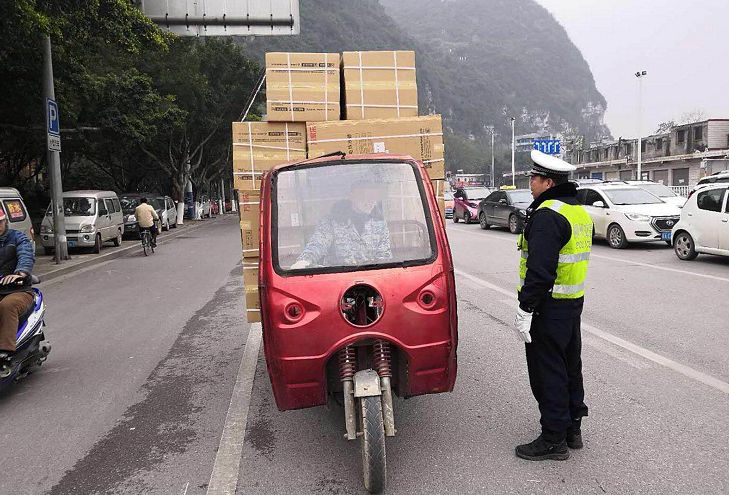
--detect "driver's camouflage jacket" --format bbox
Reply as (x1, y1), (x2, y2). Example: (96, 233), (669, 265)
(297, 216), (392, 267)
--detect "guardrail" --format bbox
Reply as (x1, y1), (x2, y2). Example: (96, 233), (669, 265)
(670, 186), (690, 196)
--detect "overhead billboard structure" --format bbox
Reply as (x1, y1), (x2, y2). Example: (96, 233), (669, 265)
(136, 0), (300, 36)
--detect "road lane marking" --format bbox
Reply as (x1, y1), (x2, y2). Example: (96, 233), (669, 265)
(448, 228), (729, 283)
(206, 323), (262, 495)
(454, 268), (729, 395)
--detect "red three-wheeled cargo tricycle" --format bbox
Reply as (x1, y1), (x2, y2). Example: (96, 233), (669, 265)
(258, 153), (458, 493)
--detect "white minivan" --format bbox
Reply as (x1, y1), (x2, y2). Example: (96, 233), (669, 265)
(41, 190), (124, 254)
(672, 184), (729, 260)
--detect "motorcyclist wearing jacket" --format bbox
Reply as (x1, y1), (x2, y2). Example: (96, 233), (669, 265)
(0, 208), (35, 362)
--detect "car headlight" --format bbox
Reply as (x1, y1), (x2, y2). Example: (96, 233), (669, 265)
(40, 225), (53, 234)
(79, 224), (94, 233)
(624, 213), (652, 222)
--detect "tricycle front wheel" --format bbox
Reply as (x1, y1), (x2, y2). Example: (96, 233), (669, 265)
(360, 396), (386, 494)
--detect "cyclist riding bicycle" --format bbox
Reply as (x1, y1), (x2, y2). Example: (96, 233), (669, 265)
(135, 197), (159, 248)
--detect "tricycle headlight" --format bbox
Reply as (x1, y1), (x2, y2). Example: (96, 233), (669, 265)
(79, 224), (94, 233)
(126, 215), (136, 223)
(624, 213), (651, 222)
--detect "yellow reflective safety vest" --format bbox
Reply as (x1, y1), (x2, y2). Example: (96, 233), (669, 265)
(517, 199), (592, 299)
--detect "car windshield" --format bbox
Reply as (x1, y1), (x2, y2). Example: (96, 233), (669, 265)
(120, 197), (141, 213)
(49, 198), (96, 217)
(638, 183), (677, 197)
(508, 191), (533, 204)
(463, 188), (490, 200)
(275, 161), (436, 272)
(603, 188), (663, 205)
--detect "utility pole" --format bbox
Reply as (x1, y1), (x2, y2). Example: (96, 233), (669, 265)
(43, 35), (69, 263)
(510, 117), (516, 186)
(486, 126), (496, 188)
(635, 70), (647, 180)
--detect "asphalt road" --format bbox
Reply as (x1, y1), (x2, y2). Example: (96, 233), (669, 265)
(3, 215), (729, 494)
(236, 222), (729, 495)
(0, 215), (249, 495)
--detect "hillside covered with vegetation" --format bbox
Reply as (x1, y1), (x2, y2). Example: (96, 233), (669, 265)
(242, 0), (610, 176)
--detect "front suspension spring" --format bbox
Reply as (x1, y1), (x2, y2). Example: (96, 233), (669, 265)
(373, 339), (392, 378)
(338, 345), (356, 382)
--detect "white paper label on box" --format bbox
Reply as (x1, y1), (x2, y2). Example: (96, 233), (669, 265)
(373, 142), (387, 154)
(290, 213), (300, 227)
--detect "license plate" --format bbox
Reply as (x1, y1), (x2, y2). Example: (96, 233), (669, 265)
(67, 240), (77, 248)
(661, 231), (671, 242)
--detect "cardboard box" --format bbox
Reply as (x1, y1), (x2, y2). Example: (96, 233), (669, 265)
(232, 121), (306, 191)
(265, 52), (341, 122)
(307, 116), (445, 178)
(342, 51), (418, 120)
(242, 259), (260, 323)
(431, 178), (447, 198)
(238, 189), (261, 258)
(437, 197), (446, 220)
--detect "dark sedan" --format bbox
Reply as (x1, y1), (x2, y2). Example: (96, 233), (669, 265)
(477, 189), (533, 234)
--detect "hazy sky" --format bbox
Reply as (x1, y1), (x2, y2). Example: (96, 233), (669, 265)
(535, 0), (729, 138)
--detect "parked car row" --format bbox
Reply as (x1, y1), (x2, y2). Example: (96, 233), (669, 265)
(1, 188), (219, 257)
(120, 193), (178, 238)
(451, 177), (729, 262)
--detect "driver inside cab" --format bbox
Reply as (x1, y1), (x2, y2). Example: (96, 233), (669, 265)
(0, 208), (35, 365)
(291, 183), (392, 269)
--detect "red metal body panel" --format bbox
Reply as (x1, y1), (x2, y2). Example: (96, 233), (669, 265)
(259, 154), (458, 411)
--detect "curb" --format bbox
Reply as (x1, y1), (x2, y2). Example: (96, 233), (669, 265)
(36, 216), (224, 283)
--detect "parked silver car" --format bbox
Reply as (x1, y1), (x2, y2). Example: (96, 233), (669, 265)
(41, 190), (124, 254)
(154, 196), (178, 230)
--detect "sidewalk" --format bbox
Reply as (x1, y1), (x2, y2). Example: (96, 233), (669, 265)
(34, 216), (222, 283)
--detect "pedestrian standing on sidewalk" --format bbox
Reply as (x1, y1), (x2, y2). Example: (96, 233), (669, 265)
(513, 150), (593, 461)
(0, 208), (35, 362)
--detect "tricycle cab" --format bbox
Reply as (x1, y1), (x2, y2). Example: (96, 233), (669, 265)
(259, 153), (458, 411)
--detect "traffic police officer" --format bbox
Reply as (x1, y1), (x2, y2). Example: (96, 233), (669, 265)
(513, 150), (593, 461)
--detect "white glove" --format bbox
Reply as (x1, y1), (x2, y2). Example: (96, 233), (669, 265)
(290, 260), (311, 270)
(514, 307), (533, 343)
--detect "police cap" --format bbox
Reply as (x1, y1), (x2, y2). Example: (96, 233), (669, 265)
(528, 149), (576, 179)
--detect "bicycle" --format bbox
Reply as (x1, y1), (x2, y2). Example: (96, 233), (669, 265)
(140, 227), (155, 256)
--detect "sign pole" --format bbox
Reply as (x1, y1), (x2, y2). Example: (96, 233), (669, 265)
(43, 35), (69, 263)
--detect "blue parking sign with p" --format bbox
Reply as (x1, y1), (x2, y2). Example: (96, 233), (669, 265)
(47, 99), (60, 135)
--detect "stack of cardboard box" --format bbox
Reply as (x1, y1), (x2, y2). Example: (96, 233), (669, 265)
(307, 50), (447, 215)
(232, 50), (447, 322)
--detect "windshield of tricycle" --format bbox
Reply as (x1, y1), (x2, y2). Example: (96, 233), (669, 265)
(274, 160), (437, 273)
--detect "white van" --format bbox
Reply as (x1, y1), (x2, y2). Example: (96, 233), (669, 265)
(0, 188), (35, 252)
(40, 191), (124, 254)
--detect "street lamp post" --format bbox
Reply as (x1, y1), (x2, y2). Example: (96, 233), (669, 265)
(635, 70), (647, 180)
(510, 117), (516, 186)
(486, 125), (496, 188)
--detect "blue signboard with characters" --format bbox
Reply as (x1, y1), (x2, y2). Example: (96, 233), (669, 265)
(533, 139), (561, 155)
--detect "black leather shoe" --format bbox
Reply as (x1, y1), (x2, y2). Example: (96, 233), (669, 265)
(567, 429), (583, 449)
(515, 435), (570, 461)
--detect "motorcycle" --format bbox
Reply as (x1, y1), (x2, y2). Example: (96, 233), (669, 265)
(258, 153), (458, 493)
(0, 277), (51, 390)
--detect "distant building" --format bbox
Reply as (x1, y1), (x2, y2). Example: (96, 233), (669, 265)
(564, 119), (729, 191)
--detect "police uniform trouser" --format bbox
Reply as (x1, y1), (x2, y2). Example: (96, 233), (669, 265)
(525, 313), (588, 442)
(0, 292), (35, 352)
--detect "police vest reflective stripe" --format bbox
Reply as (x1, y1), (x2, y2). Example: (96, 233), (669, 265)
(517, 199), (593, 299)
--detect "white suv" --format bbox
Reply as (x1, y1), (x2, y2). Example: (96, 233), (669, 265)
(576, 184), (681, 249)
(672, 183), (729, 260)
